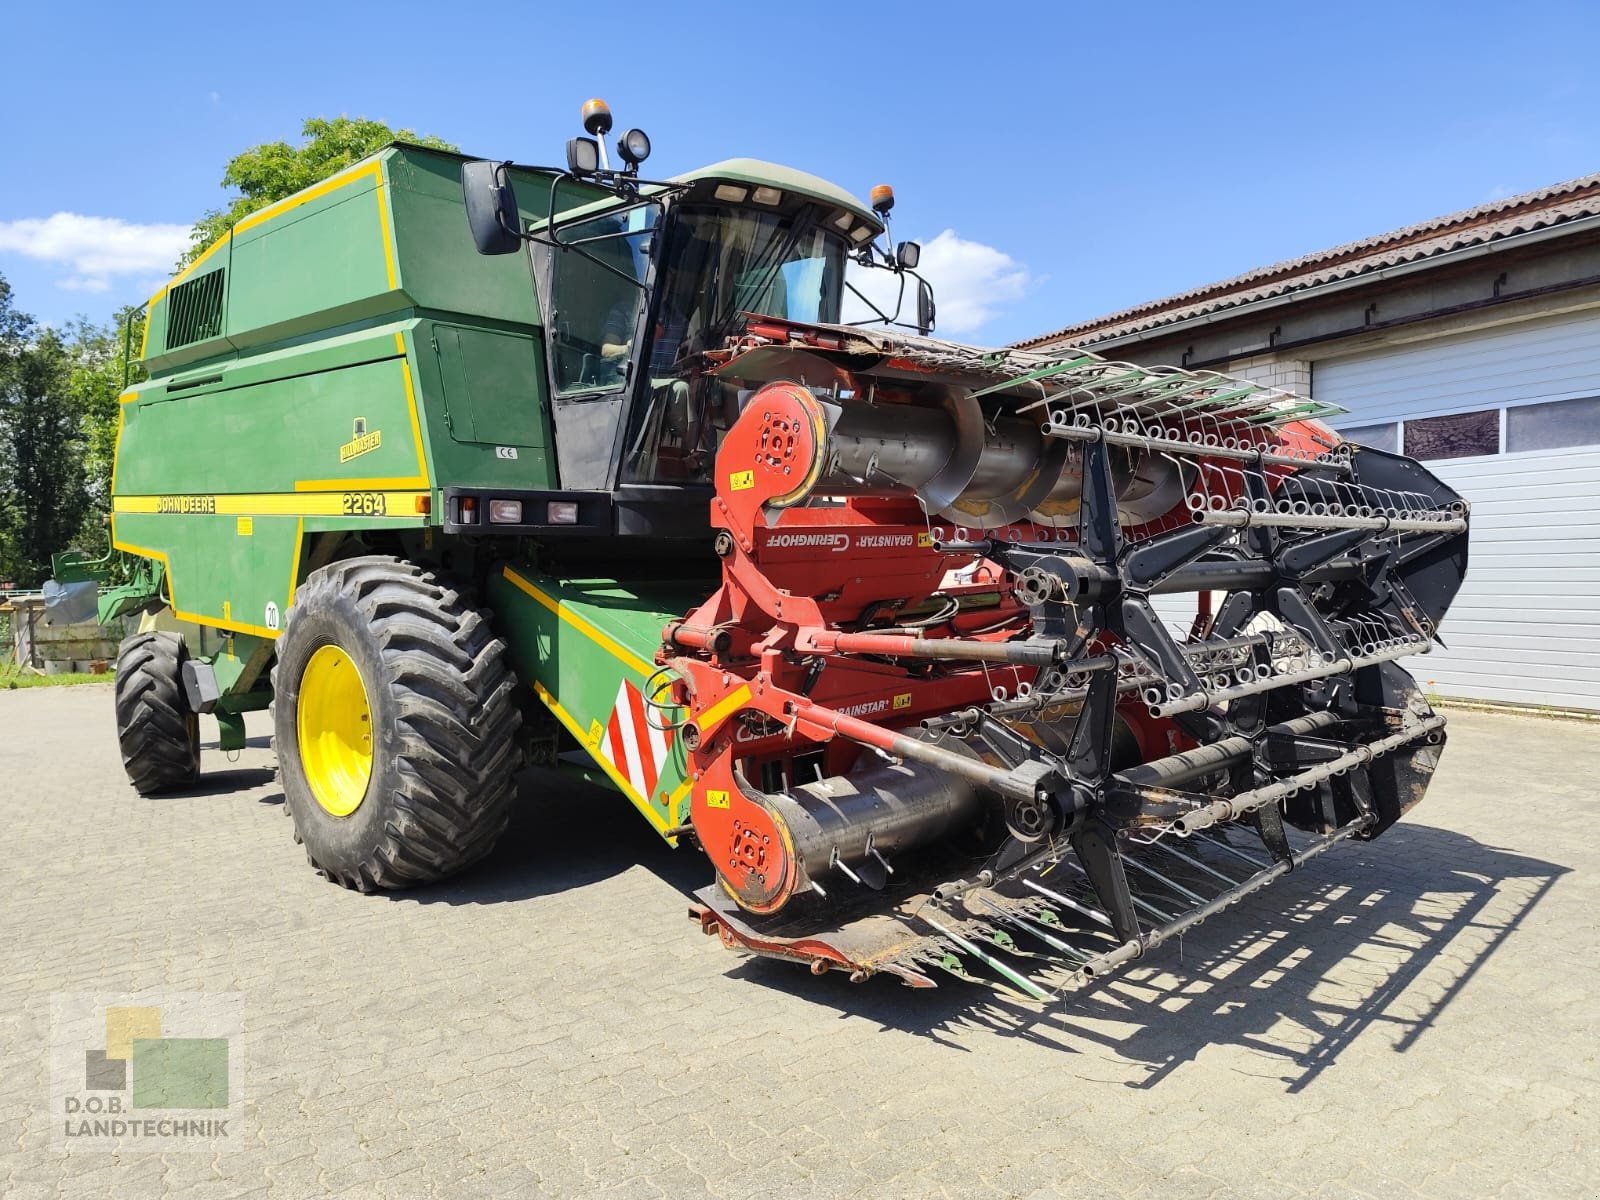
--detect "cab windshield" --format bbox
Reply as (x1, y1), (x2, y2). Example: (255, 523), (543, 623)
(646, 205), (845, 374)
(622, 204), (847, 482)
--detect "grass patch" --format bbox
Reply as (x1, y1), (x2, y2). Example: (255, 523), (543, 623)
(3, 671), (113, 690)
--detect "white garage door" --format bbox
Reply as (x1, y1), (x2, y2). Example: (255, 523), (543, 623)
(1314, 308), (1600, 710)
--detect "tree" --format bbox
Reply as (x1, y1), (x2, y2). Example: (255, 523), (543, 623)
(60, 311), (140, 557)
(0, 276), (91, 585)
(184, 116), (457, 264)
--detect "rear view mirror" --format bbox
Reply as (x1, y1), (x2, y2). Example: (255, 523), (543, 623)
(461, 161), (522, 255)
(916, 279), (936, 336)
(896, 241), (921, 270)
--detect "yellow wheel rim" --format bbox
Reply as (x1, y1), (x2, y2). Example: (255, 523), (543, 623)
(296, 644), (374, 817)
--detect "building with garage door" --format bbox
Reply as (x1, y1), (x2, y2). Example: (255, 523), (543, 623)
(1017, 173), (1600, 711)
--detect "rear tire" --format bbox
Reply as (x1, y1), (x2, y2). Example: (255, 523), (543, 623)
(271, 556), (523, 891)
(114, 631), (201, 794)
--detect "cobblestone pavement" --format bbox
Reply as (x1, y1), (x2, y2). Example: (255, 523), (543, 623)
(2, 684), (1595, 1199)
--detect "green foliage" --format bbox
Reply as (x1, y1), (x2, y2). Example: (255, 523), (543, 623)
(0, 285), (90, 586)
(4, 670), (114, 689)
(185, 116), (457, 264)
(0, 277), (141, 583)
(59, 307), (143, 557)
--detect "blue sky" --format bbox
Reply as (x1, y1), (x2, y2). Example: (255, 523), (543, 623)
(2, 0), (1597, 345)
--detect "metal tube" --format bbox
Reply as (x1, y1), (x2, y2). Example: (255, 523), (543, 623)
(1116, 710), (1340, 789)
(767, 758), (985, 883)
(829, 631), (1063, 667)
(813, 401), (961, 497)
(665, 622), (731, 654)
(1195, 509), (1466, 535)
(1152, 640), (1430, 717)
(1041, 421), (1352, 474)
(1021, 877), (1112, 928)
(1172, 714), (1447, 834)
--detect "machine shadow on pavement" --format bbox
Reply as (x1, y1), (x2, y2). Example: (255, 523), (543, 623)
(393, 766), (711, 905)
(728, 821), (1564, 1091)
(296, 753), (1563, 1095)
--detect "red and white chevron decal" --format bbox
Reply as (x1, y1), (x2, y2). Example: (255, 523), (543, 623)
(598, 678), (674, 801)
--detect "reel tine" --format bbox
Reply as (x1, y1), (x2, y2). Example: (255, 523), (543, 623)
(974, 895), (1093, 965)
(918, 911), (1053, 1002)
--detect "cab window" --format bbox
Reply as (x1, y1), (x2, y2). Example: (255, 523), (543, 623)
(548, 205), (657, 395)
(622, 204), (847, 483)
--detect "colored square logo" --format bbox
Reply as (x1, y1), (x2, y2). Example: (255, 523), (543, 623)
(132, 1038), (230, 1109)
(52, 992), (246, 1152)
(83, 1049), (125, 1091)
(104, 1007), (160, 1060)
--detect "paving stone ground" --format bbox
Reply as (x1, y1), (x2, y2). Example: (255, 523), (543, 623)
(1, 684), (1595, 1199)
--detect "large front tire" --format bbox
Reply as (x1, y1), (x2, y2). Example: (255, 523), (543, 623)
(272, 556), (523, 891)
(114, 630), (201, 794)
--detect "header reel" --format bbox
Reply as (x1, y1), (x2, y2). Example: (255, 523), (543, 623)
(666, 320), (1465, 999)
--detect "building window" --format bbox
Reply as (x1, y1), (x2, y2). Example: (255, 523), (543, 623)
(1505, 395), (1600, 453)
(1337, 422), (1399, 453)
(1402, 409), (1499, 460)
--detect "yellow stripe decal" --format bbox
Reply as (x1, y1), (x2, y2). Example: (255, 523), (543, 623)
(110, 403), (127, 493)
(696, 684), (752, 734)
(287, 517), (305, 606)
(114, 492), (425, 517)
(667, 777), (695, 824)
(501, 568), (657, 678)
(399, 343), (428, 483)
(532, 681), (673, 837)
(109, 535), (279, 641)
(376, 181), (398, 291)
(233, 160), (383, 235)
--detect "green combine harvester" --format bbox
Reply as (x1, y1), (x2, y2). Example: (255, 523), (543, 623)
(95, 101), (1468, 998)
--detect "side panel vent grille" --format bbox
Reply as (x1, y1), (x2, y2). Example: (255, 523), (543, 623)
(167, 269), (225, 349)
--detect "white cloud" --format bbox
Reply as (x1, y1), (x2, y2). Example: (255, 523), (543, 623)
(0, 213), (191, 294)
(842, 229), (1030, 338)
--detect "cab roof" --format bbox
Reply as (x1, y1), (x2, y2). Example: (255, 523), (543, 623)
(671, 158), (883, 234)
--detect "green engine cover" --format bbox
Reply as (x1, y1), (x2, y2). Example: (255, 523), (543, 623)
(113, 144), (598, 637)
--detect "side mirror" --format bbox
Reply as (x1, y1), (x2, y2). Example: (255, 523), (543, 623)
(566, 137), (599, 176)
(461, 161), (522, 255)
(916, 279), (936, 337)
(896, 241), (921, 270)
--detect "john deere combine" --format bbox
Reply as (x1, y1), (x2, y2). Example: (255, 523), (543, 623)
(101, 102), (1468, 997)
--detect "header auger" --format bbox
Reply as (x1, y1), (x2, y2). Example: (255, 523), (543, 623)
(96, 99), (1467, 1004)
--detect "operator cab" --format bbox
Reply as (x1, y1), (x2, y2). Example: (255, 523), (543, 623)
(461, 102), (924, 532)
(534, 164), (877, 497)
(614, 183), (852, 485)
